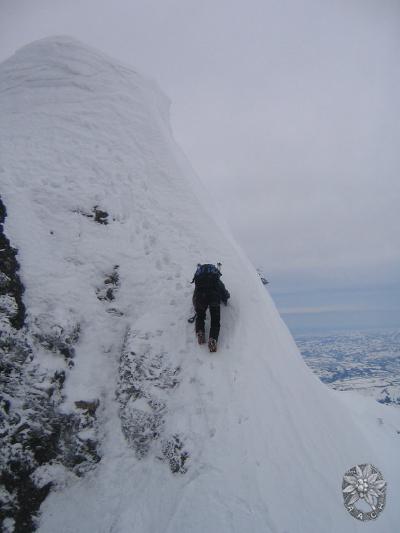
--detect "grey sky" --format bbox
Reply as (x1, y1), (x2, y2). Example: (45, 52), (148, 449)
(1, 0), (399, 331)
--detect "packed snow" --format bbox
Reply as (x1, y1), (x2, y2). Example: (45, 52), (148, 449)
(0, 36), (399, 532)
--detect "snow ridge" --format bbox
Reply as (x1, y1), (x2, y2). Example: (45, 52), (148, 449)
(0, 37), (399, 533)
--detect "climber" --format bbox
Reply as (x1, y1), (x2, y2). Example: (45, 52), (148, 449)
(191, 263), (230, 352)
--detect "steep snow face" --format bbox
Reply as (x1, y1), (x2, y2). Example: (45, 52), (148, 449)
(0, 37), (399, 533)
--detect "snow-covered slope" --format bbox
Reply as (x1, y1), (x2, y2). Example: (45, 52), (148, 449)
(0, 36), (399, 533)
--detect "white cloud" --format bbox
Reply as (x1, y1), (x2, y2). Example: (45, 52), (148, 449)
(1, 0), (399, 293)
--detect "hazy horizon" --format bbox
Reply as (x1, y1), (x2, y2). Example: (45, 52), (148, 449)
(1, 0), (399, 334)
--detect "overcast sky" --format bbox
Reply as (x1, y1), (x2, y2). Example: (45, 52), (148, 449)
(1, 0), (399, 331)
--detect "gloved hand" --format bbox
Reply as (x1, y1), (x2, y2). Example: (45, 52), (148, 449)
(222, 296), (229, 306)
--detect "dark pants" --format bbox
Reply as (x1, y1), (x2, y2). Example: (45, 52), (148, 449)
(193, 290), (221, 341)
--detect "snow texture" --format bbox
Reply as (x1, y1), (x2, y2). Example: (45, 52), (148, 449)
(0, 36), (399, 532)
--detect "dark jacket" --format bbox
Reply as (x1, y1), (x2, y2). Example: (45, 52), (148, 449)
(193, 278), (230, 308)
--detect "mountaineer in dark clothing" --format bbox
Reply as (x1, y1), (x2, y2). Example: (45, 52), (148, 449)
(191, 263), (230, 352)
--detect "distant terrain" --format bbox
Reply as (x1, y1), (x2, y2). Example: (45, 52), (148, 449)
(296, 329), (400, 406)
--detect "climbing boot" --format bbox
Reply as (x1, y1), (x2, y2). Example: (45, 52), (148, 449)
(208, 338), (217, 352)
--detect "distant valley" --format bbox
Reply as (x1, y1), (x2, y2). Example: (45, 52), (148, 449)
(295, 329), (400, 406)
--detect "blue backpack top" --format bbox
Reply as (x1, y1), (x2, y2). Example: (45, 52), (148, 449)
(192, 263), (221, 289)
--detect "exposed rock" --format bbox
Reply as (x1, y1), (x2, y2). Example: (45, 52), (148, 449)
(0, 196), (26, 330)
(96, 265), (120, 302)
(117, 328), (187, 473)
(0, 198), (101, 531)
(161, 434), (189, 474)
(73, 205), (110, 225)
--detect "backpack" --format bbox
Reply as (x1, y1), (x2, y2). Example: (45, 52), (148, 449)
(192, 263), (221, 290)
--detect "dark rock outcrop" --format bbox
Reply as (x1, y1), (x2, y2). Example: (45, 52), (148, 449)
(0, 196), (26, 329)
(0, 197), (101, 532)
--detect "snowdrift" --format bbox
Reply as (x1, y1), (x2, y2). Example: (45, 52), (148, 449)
(0, 36), (399, 533)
